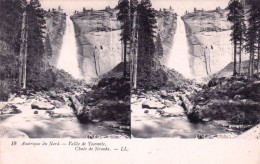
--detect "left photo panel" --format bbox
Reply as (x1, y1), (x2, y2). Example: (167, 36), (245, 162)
(0, 0), (131, 138)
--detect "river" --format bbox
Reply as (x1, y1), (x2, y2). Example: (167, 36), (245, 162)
(0, 97), (124, 138)
(131, 97), (240, 138)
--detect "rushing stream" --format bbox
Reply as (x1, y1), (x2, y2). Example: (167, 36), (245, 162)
(0, 97), (122, 138)
(131, 98), (239, 138)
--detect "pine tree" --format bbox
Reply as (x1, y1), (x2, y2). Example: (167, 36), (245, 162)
(227, 0), (245, 76)
(0, 0), (25, 47)
(117, 0), (131, 77)
(245, 0), (259, 77)
(26, 0), (46, 87)
(130, 10), (138, 89)
(251, 0), (260, 73)
(0, 0), (26, 81)
(129, 0), (138, 89)
(237, 3), (246, 75)
(130, 0), (138, 33)
(137, 0), (157, 88)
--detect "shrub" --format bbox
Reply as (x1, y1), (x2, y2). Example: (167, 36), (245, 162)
(27, 69), (57, 91)
(139, 68), (168, 90)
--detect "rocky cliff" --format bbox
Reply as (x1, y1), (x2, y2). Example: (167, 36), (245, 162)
(71, 8), (177, 80)
(183, 9), (247, 81)
(45, 10), (66, 66)
(71, 9), (121, 79)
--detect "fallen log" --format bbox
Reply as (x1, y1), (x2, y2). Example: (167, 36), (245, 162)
(180, 95), (194, 115)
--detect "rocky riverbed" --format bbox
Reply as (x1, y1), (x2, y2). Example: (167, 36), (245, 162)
(0, 88), (130, 139)
(131, 74), (260, 139)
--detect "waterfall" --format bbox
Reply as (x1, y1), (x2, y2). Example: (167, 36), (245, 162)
(166, 16), (192, 79)
(57, 16), (81, 79)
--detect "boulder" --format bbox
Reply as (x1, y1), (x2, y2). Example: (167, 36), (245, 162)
(0, 126), (29, 138)
(202, 118), (211, 122)
(187, 108), (204, 122)
(51, 95), (65, 102)
(0, 104), (21, 114)
(49, 91), (57, 97)
(142, 101), (166, 109)
(144, 110), (149, 113)
(92, 119), (101, 123)
(221, 81), (228, 86)
(51, 100), (63, 108)
(232, 81), (245, 90)
(83, 88), (92, 93)
(208, 78), (218, 88)
(163, 100), (173, 107)
(234, 75), (247, 81)
(31, 101), (55, 110)
(159, 90), (168, 98)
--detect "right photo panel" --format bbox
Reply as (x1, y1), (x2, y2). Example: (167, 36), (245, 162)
(130, 0), (260, 139)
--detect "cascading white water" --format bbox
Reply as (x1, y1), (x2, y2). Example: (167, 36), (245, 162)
(57, 16), (81, 79)
(166, 16), (192, 79)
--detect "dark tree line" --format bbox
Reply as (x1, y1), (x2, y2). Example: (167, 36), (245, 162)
(245, 0), (260, 76)
(117, 0), (163, 89)
(137, 0), (157, 88)
(0, 0), (56, 96)
(117, 0), (131, 77)
(0, 0), (25, 82)
(227, 0), (260, 77)
(26, 0), (47, 89)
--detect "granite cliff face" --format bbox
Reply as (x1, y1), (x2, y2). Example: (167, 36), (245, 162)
(183, 9), (247, 81)
(45, 10), (66, 66)
(71, 9), (121, 79)
(71, 9), (177, 80)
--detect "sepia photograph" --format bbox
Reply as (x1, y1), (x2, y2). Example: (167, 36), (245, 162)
(0, 0), (131, 139)
(130, 0), (260, 139)
(1, 0), (260, 163)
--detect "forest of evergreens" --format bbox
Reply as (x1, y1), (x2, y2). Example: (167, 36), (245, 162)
(0, 0), (88, 101)
(227, 0), (260, 77)
(117, 0), (169, 90)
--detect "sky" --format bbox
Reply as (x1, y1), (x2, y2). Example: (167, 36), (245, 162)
(40, 0), (229, 15)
